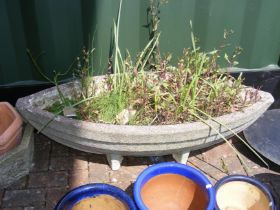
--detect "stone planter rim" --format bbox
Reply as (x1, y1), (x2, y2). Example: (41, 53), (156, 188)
(15, 79), (274, 169)
(16, 83), (274, 134)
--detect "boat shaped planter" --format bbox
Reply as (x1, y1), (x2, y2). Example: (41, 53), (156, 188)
(16, 76), (274, 170)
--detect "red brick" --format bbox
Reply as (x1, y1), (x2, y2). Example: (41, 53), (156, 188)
(28, 171), (68, 188)
(6, 177), (27, 190)
(1, 189), (45, 208)
(69, 170), (89, 189)
(46, 187), (69, 210)
(89, 164), (110, 183)
(200, 141), (236, 168)
(206, 176), (217, 185)
(33, 135), (51, 156)
(34, 134), (51, 150)
(31, 135), (51, 172)
(248, 165), (273, 176)
(72, 156), (88, 170)
(49, 156), (88, 171)
(0, 190), (4, 207)
(51, 142), (69, 157)
(224, 155), (247, 175)
(1, 135), (278, 208)
(96, 162), (145, 194)
(122, 165), (147, 182)
(23, 207), (45, 210)
(188, 157), (227, 181)
(108, 167), (138, 191)
(88, 156), (110, 183)
(49, 156), (72, 171)
(31, 151), (50, 172)
(232, 138), (269, 168)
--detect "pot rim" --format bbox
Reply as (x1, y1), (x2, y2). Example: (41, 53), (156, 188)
(54, 183), (137, 210)
(0, 102), (22, 146)
(214, 174), (276, 210)
(133, 162), (216, 210)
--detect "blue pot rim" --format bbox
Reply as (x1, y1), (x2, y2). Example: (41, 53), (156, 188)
(133, 162), (216, 210)
(55, 183), (137, 210)
(214, 174), (276, 210)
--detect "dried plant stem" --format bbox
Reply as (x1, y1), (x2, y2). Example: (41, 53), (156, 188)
(194, 107), (269, 168)
(189, 109), (250, 172)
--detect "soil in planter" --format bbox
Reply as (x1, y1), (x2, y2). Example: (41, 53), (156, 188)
(70, 194), (129, 210)
(141, 173), (208, 210)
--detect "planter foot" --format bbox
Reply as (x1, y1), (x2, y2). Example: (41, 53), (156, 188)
(106, 154), (123, 170)
(172, 150), (190, 164)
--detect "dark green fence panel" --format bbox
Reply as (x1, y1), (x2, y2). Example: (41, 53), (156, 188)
(1, 0), (280, 85)
(0, 0), (85, 85)
(159, 0), (280, 68)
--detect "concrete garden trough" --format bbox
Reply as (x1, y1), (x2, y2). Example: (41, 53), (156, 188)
(16, 78), (274, 170)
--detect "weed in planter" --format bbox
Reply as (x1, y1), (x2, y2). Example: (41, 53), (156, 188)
(27, 46), (96, 119)
(42, 0), (256, 126)
(75, 39), (248, 125)
(26, 49), (76, 108)
(34, 0), (267, 169)
(74, 47), (96, 100)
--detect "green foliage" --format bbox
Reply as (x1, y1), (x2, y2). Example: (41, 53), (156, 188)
(26, 49), (76, 108)
(43, 0), (254, 127)
(74, 47), (95, 100)
(40, 0), (265, 167)
(73, 39), (248, 125)
(78, 91), (129, 123)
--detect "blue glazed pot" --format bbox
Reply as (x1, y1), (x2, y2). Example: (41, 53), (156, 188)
(215, 175), (276, 210)
(55, 183), (137, 210)
(134, 162), (216, 210)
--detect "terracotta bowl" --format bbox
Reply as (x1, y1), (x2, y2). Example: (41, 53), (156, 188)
(215, 175), (276, 210)
(0, 102), (22, 155)
(134, 162), (215, 210)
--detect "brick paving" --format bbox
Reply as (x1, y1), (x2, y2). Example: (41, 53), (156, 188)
(0, 134), (279, 209)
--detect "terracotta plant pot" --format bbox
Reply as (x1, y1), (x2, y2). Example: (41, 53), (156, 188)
(134, 162), (215, 210)
(215, 175), (276, 210)
(0, 102), (23, 155)
(55, 183), (137, 210)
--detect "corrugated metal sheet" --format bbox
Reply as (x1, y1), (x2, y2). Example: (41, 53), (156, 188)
(1, 0), (280, 85)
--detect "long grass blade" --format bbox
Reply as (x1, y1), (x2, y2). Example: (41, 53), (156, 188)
(194, 107), (269, 168)
(26, 49), (54, 84)
(189, 110), (251, 173)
